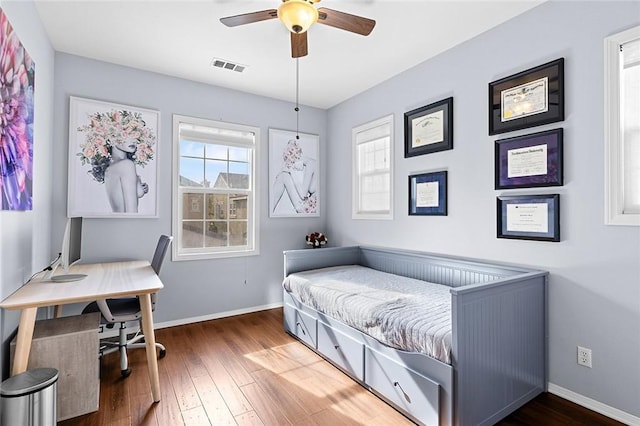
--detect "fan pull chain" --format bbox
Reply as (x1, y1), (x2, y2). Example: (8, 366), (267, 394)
(295, 58), (300, 140)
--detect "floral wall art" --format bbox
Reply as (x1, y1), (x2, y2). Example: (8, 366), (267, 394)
(0, 8), (35, 211)
(269, 128), (320, 218)
(68, 97), (159, 218)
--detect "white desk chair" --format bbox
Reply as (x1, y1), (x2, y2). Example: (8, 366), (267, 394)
(82, 235), (172, 377)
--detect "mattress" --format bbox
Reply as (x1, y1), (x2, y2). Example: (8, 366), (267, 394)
(283, 265), (452, 364)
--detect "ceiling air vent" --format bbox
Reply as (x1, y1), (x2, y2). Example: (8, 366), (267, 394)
(211, 58), (247, 73)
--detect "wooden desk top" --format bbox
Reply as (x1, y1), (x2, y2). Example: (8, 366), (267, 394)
(0, 260), (163, 310)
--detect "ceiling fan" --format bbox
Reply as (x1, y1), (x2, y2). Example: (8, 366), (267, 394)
(220, 0), (376, 58)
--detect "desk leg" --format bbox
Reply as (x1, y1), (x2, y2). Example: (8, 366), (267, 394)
(140, 293), (161, 402)
(54, 305), (63, 318)
(12, 307), (38, 375)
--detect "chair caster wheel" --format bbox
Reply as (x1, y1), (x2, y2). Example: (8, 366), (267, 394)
(159, 349), (167, 359)
(121, 369), (131, 378)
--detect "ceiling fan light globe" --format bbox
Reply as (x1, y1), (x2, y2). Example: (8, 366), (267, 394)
(277, 0), (318, 34)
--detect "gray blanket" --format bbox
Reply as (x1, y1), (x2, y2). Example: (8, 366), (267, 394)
(283, 265), (452, 364)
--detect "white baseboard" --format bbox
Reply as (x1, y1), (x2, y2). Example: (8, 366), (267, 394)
(548, 383), (640, 425)
(96, 302), (284, 339)
(154, 302), (284, 330)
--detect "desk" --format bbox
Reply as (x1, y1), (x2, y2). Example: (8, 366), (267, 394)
(0, 260), (164, 402)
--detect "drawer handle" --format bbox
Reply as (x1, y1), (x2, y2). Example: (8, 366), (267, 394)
(393, 381), (412, 404)
(296, 322), (306, 335)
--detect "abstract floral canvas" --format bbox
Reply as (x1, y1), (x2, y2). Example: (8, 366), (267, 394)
(68, 97), (159, 218)
(0, 8), (35, 210)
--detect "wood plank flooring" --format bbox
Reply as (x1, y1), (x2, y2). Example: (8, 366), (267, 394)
(59, 308), (623, 426)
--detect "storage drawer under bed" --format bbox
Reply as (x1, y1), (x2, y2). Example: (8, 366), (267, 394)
(284, 303), (317, 348)
(365, 347), (440, 426)
(317, 321), (364, 381)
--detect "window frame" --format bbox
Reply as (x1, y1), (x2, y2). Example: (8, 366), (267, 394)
(604, 25), (640, 226)
(352, 114), (394, 220)
(172, 114), (260, 260)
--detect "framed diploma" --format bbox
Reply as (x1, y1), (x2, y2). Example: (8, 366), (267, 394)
(497, 194), (560, 242)
(489, 58), (564, 135)
(409, 171), (447, 216)
(404, 97), (453, 158)
(495, 128), (563, 189)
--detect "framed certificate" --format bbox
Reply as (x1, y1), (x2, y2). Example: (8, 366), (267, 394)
(497, 194), (560, 242)
(404, 97), (453, 158)
(495, 128), (563, 189)
(409, 171), (447, 216)
(489, 58), (564, 135)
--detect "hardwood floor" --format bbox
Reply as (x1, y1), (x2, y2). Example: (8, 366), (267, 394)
(60, 308), (623, 426)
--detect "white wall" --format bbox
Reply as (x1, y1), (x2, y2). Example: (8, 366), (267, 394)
(52, 53), (328, 323)
(326, 1), (640, 419)
(0, 0), (55, 379)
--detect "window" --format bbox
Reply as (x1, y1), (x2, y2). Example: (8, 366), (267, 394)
(172, 115), (259, 260)
(605, 26), (640, 226)
(352, 115), (393, 219)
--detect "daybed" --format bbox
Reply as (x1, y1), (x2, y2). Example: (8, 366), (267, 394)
(282, 246), (548, 426)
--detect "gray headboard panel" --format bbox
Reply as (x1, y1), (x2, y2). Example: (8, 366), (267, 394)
(284, 245), (537, 288)
(358, 246), (524, 287)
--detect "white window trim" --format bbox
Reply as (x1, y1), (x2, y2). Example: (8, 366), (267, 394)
(605, 25), (640, 226)
(352, 114), (394, 220)
(172, 114), (260, 260)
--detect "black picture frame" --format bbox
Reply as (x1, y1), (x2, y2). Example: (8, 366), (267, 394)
(489, 58), (564, 135)
(404, 97), (453, 158)
(497, 194), (560, 242)
(409, 171), (447, 216)
(495, 128), (563, 189)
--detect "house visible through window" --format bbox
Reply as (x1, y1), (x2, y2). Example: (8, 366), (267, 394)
(172, 115), (259, 260)
(605, 26), (640, 226)
(352, 115), (394, 220)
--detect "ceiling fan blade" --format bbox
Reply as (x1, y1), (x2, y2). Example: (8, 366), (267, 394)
(220, 9), (278, 27)
(291, 32), (308, 58)
(317, 8), (375, 36)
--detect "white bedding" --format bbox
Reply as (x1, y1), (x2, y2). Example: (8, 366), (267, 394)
(283, 265), (452, 364)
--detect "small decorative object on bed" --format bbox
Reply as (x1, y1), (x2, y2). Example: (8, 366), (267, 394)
(305, 231), (327, 248)
(489, 58), (564, 135)
(404, 97), (453, 158)
(495, 128), (564, 189)
(282, 246), (548, 426)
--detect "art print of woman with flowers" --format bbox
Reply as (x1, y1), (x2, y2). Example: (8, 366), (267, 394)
(271, 138), (318, 215)
(74, 102), (157, 216)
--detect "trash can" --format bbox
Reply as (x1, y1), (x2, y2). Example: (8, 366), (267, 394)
(0, 368), (58, 426)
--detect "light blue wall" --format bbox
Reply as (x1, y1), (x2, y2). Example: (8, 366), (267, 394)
(326, 0), (640, 418)
(52, 54), (328, 323)
(0, 1), (55, 379)
(3, 0), (639, 419)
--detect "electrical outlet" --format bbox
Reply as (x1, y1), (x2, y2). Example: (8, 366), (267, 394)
(577, 346), (592, 368)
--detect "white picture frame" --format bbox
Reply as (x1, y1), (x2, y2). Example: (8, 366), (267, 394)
(269, 128), (319, 218)
(68, 96), (159, 218)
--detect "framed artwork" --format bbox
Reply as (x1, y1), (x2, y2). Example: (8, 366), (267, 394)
(269, 128), (319, 218)
(497, 194), (560, 242)
(409, 170), (447, 216)
(489, 58), (564, 135)
(495, 128), (563, 189)
(404, 97), (453, 158)
(0, 9), (35, 210)
(68, 97), (159, 218)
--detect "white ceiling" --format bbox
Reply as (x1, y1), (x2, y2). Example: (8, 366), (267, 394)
(34, 0), (543, 109)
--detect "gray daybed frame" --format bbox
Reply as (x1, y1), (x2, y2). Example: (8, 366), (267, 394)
(282, 246), (548, 426)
